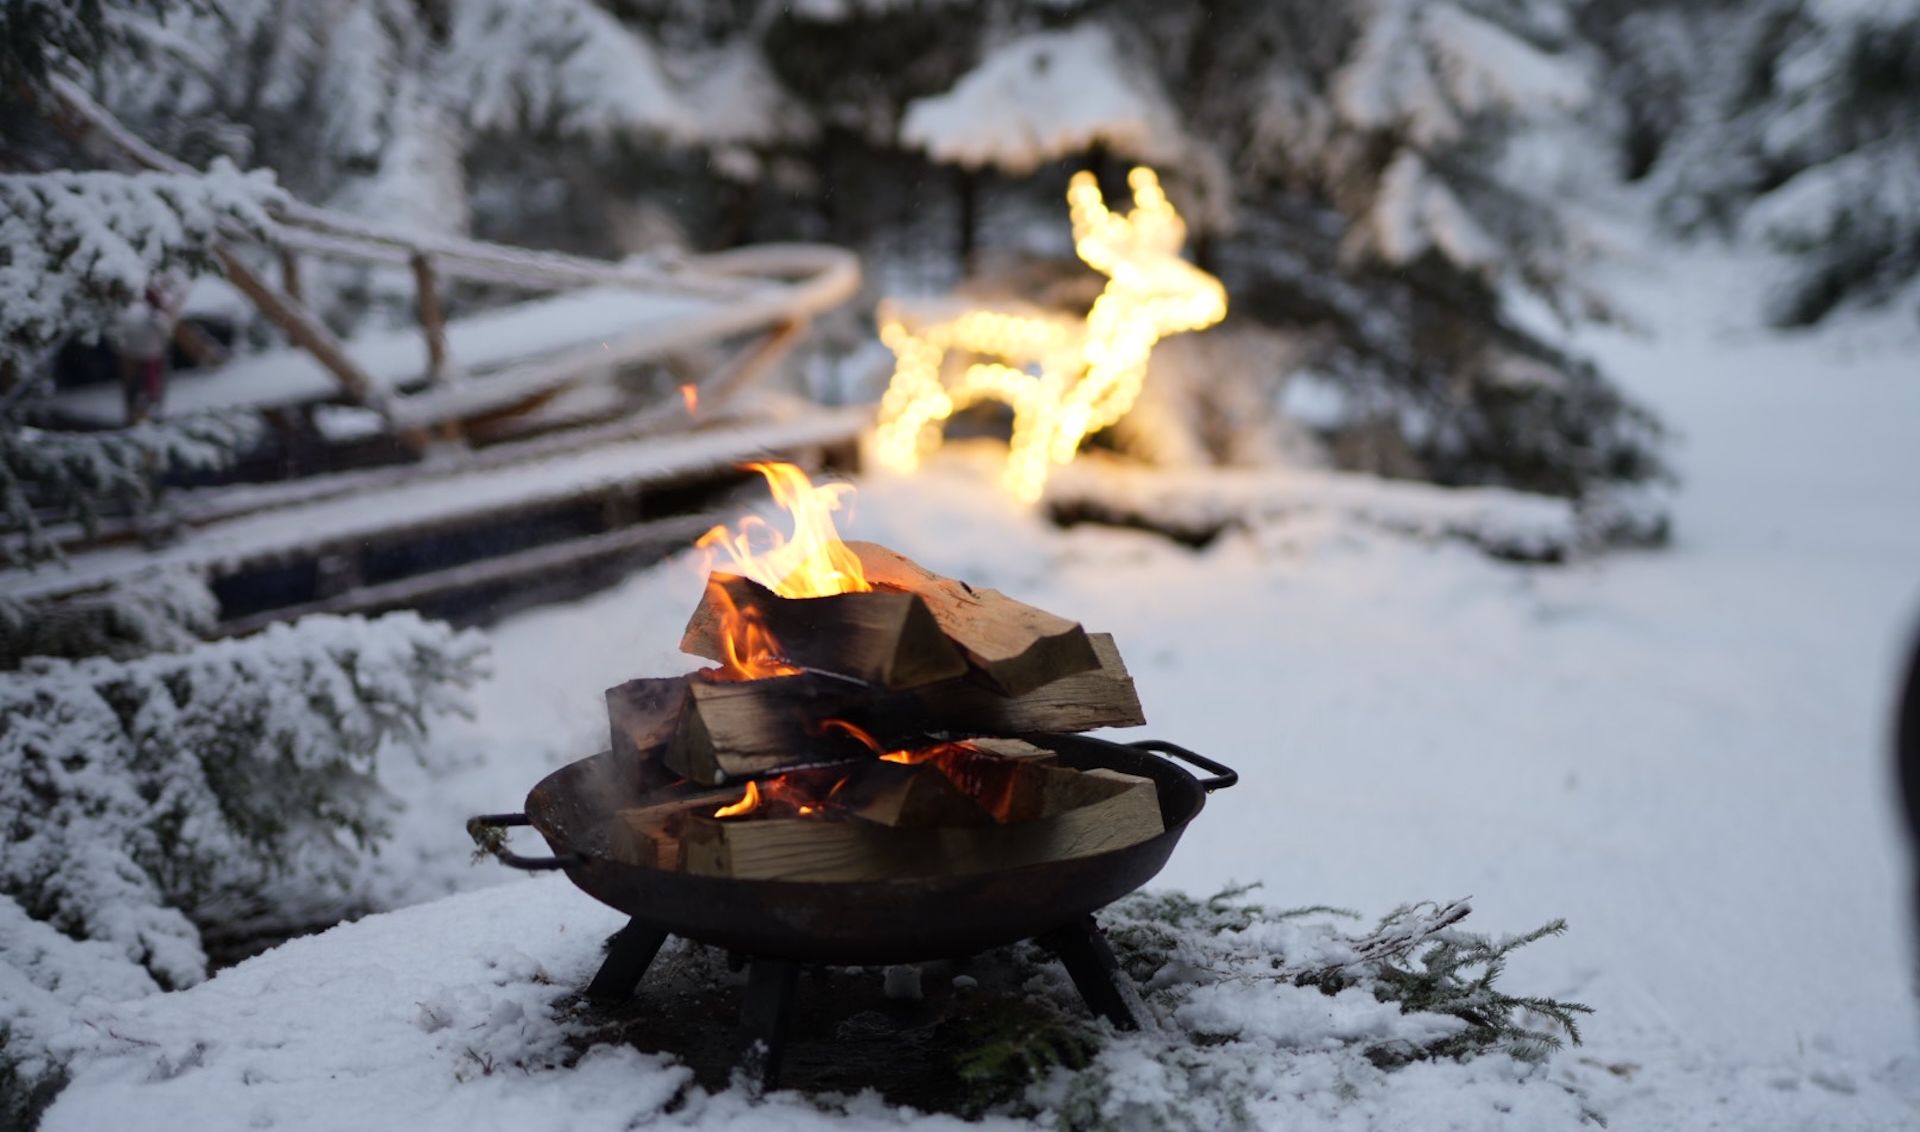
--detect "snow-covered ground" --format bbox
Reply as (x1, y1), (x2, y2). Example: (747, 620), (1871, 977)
(34, 243), (1920, 1128)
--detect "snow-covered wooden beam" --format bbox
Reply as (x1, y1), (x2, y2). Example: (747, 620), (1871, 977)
(1044, 458), (1606, 563)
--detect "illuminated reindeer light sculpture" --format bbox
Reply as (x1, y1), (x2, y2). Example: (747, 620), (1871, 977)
(873, 167), (1227, 503)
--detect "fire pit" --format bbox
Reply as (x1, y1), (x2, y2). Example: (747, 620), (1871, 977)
(470, 463), (1238, 1089)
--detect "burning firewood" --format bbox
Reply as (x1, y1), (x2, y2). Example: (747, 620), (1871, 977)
(836, 760), (996, 828)
(680, 572), (968, 690)
(658, 633), (1143, 785)
(600, 461), (1166, 878)
(677, 763), (1163, 882)
(843, 541), (1101, 696)
(681, 542), (1099, 696)
(609, 787), (739, 870)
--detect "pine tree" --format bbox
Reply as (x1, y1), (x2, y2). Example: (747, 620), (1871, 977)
(1591, 0), (1920, 326)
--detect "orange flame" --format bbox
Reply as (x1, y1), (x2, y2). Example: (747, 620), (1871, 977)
(814, 719), (1022, 821)
(698, 462), (870, 599)
(704, 573), (801, 679)
(714, 780), (761, 818)
(712, 769), (842, 819)
(679, 383), (699, 415)
(696, 462), (871, 680)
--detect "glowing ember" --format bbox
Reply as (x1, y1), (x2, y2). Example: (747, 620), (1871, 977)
(874, 166), (1227, 503)
(679, 383), (699, 415)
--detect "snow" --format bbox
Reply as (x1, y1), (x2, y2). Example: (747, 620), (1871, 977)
(1045, 455), (1588, 561)
(18, 236), (1920, 1126)
(900, 25), (1186, 176)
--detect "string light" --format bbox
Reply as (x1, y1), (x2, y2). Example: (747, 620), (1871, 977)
(874, 166), (1227, 502)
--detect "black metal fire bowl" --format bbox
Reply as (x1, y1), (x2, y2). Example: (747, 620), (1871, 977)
(471, 733), (1236, 1089)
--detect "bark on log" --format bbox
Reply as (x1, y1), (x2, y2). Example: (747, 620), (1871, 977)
(680, 573), (968, 690)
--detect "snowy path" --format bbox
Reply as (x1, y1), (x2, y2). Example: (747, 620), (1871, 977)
(39, 248), (1920, 1128)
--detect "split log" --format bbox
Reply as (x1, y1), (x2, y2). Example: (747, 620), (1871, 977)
(679, 544), (1099, 696)
(837, 761), (994, 828)
(679, 766), (1163, 881)
(680, 573), (967, 690)
(918, 632), (1144, 735)
(608, 787), (738, 870)
(665, 671), (880, 784)
(846, 542), (1099, 696)
(663, 633), (1143, 785)
(606, 676), (693, 792)
(966, 737), (1056, 763)
(681, 814), (905, 881)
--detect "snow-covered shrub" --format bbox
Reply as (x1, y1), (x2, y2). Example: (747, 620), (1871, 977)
(0, 165), (281, 378)
(0, 611), (487, 990)
(0, 569), (217, 667)
(0, 410), (264, 570)
(0, 160), (275, 568)
(1030, 890), (1590, 1129)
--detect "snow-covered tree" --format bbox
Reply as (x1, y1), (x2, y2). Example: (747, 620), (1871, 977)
(1591, 0), (1920, 326)
(1725, 1), (1920, 324)
(0, 164), (277, 567)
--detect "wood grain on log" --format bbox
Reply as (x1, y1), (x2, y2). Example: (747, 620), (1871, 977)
(679, 766), (1163, 881)
(846, 542), (1100, 696)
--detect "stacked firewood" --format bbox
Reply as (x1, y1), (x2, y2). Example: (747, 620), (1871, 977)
(602, 541), (1162, 881)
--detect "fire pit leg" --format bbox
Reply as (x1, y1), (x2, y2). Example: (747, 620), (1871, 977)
(585, 919), (670, 1004)
(737, 957), (800, 1094)
(1040, 916), (1139, 1031)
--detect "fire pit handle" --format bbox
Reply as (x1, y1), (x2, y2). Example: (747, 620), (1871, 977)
(467, 813), (586, 871)
(1129, 740), (1238, 792)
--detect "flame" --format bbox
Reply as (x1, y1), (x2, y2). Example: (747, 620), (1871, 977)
(696, 462), (870, 680)
(703, 573), (801, 679)
(714, 780), (761, 818)
(698, 462), (869, 599)
(874, 166), (1226, 503)
(679, 383), (699, 415)
(712, 768), (846, 819)
(814, 719), (1023, 822)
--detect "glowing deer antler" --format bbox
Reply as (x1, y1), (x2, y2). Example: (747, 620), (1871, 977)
(874, 167), (1226, 503)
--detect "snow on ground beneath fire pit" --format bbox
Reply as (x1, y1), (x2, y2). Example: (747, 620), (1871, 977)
(38, 245), (1920, 1128)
